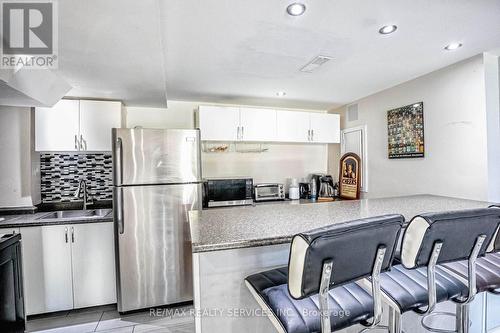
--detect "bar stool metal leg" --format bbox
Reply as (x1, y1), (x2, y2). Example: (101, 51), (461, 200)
(456, 303), (469, 333)
(420, 235), (486, 333)
(320, 247), (388, 333)
(388, 307), (402, 333)
(319, 260), (334, 333)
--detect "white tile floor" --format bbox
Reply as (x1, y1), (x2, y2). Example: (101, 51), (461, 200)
(26, 304), (195, 333)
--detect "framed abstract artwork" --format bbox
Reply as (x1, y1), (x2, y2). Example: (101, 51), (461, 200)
(387, 102), (425, 159)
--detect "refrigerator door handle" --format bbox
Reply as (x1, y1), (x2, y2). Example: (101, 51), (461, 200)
(116, 187), (125, 234)
(115, 137), (123, 184)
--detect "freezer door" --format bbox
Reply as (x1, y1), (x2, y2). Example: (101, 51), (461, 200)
(114, 183), (201, 312)
(112, 128), (202, 185)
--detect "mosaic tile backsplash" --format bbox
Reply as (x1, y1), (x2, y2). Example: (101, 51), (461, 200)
(40, 153), (113, 203)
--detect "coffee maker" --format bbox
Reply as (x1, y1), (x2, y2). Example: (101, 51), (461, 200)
(298, 182), (310, 199)
(318, 175), (335, 199)
(310, 174), (335, 198)
(310, 174), (324, 199)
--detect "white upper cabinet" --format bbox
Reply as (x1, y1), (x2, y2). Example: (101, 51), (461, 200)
(309, 113), (340, 143)
(79, 100), (121, 151)
(199, 106), (240, 141)
(35, 99), (80, 151)
(198, 105), (340, 144)
(35, 99), (122, 152)
(239, 108), (276, 142)
(276, 111), (311, 142)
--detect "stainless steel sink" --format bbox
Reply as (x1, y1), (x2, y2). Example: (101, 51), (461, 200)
(38, 209), (112, 220)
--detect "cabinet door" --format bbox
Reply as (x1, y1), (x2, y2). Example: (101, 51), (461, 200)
(71, 222), (116, 308)
(276, 111), (310, 142)
(20, 226), (73, 315)
(198, 106), (240, 141)
(310, 113), (340, 143)
(239, 108), (276, 142)
(35, 99), (80, 151)
(79, 100), (122, 151)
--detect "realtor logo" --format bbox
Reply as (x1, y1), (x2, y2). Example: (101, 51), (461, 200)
(1, 1), (58, 68)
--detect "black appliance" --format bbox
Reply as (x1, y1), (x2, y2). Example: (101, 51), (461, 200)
(203, 178), (254, 208)
(299, 182), (310, 199)
(0, 233), (25, 333)
(310, 174), (324, 199)
(319, 175), (335, 198)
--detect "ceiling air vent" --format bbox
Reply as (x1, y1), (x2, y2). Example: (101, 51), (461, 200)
(300, 55), (333, 73)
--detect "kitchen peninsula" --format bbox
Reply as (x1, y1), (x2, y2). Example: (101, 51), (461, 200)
(189, 195), (495, 333)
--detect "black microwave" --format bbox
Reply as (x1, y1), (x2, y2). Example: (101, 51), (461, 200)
(203, 178), (254, 208)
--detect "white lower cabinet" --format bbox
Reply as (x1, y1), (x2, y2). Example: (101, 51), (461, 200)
(20, 222), (116, 315)
(71, 223), (116, 308)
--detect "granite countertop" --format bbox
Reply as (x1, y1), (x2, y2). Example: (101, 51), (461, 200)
(189, 194), (495, 253)
(0, 210), (113, 229)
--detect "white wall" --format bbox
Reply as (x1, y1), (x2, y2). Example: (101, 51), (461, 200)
(124, 101), (330, 185)
(202, 143), (327, 185)
(484, 52), (500, 202)
(125, 101), (195, 129)
(331, 56), (488, 201)
(0, 106), (40, 207)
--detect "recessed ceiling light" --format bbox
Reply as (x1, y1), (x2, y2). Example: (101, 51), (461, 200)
(378, 25), (397, 35)
(444, 42), (463, 51)
(286, 3), (306, 16)
(276, 91), (287, 97)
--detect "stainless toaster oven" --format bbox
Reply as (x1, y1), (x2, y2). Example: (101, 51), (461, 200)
(254, 183), (285, 202)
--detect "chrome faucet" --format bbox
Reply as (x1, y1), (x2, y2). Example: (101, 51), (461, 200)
(74, 179), (92, 210)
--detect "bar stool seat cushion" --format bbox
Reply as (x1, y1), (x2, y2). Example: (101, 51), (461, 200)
(245, 267), (374, 333)
(377, 264), (469, 313)
(442, 252), (500, 293)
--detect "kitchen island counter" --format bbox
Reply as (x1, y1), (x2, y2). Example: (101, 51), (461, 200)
(190, 194), (497, 333)
(189, 194), (493, 253)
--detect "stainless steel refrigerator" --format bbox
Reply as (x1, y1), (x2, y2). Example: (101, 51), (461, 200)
(112, 128), (202, 313)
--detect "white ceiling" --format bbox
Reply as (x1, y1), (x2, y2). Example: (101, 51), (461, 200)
(54, 0), (500, 109)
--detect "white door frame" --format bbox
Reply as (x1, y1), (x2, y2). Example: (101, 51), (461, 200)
(341, 125), (368, 192)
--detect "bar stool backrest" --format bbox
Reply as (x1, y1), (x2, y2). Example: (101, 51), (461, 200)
(401, 208), (500, 269)
(287, 214), (404, 299)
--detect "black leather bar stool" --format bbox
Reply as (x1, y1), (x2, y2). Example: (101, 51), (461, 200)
(372, 208), (500, 333)
(442, 216), (500, 295)
(245, 215), (404, 333)
(443, 246), (500, 295)
(440, 208), (500, 333)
